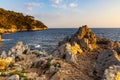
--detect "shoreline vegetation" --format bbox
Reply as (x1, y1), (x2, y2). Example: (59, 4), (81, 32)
(0, 25), (120, 80)
(0, 8), (48, 41)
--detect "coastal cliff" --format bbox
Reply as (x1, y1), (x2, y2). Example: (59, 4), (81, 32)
(0, 8), (48, 41)
(0, 25), (120, 80)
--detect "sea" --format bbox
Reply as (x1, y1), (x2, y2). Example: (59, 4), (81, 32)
(0, 28), (120, 53)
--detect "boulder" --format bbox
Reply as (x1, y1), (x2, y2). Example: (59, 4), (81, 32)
(7, 41), (30, 61)
(0, 51), (7, 59)
(8, 41), (29, 55)
(95, 50), (120, 76)
(53, 43), (80, 63)
(103, 65), (120, 80)
(7, 74), (19, 80)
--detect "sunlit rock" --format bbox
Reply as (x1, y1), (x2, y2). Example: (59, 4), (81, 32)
(0, 57), (14, 70)
(53, 25), (97, 63)
(103, 65), (120, 80)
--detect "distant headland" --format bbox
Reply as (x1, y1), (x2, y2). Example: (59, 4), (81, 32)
(0, 8), (48, 41)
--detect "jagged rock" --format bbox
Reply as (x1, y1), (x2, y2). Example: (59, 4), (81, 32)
(0, 51), (7, 59)
(7, 41), (30, 61)
(95, 50), (120, 76)
(53, 25), (97, 63)
(7, 74), (19, 80)
(30, 50), (53, 68)
(45, 59), (61, 74)
(70, 25), (97, 51)
(31, 50), (49, 58)
(8, 41), (29, 55)
(103, 65), (120, 80)
(72, 25), (96, 44)
(53, 43), (79, 63)
(96, 37), (118, 49)
(31, 58), (48, 68)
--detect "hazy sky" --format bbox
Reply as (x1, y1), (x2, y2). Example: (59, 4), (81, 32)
(0, 0), (120, 28)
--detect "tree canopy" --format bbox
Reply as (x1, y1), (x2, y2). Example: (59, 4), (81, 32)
(0, 8), (47, 31)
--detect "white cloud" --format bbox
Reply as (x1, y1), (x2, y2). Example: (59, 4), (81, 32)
(50, 0), (62, 4)
(52, 4), (67, 9)
(50, 0), (78, 9)
(25, 2), (43, 11)
(69, 3), (78, 8)
(50, 0), (67, 9)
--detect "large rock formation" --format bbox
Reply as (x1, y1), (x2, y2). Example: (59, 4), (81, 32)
(53, 25), (97, 63)
(52, 25), (120, 80)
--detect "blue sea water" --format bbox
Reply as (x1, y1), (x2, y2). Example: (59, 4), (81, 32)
(0, 28), (120, 53)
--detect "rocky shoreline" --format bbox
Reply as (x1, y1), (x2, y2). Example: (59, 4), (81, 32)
(0, 25), (120, 80)
(0, 8), (48, 41)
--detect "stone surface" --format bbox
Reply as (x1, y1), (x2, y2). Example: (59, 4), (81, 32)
(103, 65), (120, 80)
(114, 47), (120, 54)
(96, 50), (120, 76)
(7, 74), (19, 80)
(53, 43), (79, 63)
(71, 25), (96, 44)
(7, 41), (30, 61)
(24, 72), (38, 79)
(1, 51), (7, 59)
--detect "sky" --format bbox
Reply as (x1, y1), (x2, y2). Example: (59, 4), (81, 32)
(0, 0), (120, 28)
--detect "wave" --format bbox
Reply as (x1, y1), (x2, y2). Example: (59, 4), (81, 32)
(28, 43), (41, 48)
(2, 39), (13, 41)
(35, 45), (41, 48)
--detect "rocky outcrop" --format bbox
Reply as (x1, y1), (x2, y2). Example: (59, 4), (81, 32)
(0, 41), (53, 79)
(70, 25), (96, 48)
(52, 25), (120, 79)
(53, 25), (97, 63)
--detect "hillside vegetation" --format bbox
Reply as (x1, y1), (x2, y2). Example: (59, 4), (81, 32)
(0, 8), (47, 34)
